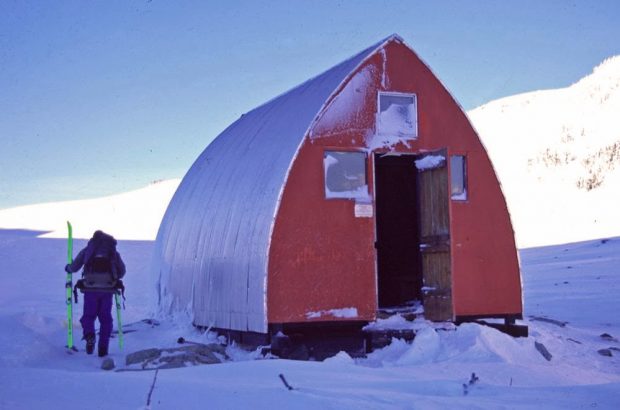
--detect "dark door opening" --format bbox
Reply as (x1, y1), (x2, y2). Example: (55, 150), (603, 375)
(374, 154), (422, 308)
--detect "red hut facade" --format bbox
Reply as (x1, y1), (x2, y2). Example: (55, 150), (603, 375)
(154, 35), (523, 340)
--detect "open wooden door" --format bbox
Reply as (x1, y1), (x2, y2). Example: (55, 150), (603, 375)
(417, 150), (453, 321)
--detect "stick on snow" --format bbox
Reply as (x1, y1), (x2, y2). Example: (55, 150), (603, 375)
(177, 337), (201, 345)
(146, 369), (159, 407)
(279, 373), (294, 390)
(463, 372), (479, 395)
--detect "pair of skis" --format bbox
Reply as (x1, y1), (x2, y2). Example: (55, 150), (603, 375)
(65, 222), (78, 352)
(65, 221), (123, 352)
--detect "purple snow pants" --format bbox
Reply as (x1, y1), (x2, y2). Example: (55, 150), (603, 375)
(80, 291), (114, 350)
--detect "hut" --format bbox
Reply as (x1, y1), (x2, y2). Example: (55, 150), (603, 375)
(153, 34), (525, 348)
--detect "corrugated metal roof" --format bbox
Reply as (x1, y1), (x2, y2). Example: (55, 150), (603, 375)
(153, 35), (400, 333)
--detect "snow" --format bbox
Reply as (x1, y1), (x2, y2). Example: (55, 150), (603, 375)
(308, 34), (403, 139)
(414, 155), (446, 171)
(376, 97), (417, 138)
(0, 179), (181, 240)
(305, 307), (359, 319)
(365, 131), (413, 152)
(1, 205), (619, 408)
(323, 153), (370, 200)
(380, 48), (388, 89)
(451, 189), (468, 201)
(365, 93), (418, 151)
(311, 65), (375, 136)
(325, 185), (371, 200)
(0, 53), (619, 410)
(468, 55), (620, 248)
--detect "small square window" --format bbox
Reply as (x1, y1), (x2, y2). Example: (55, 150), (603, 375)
(324, 151), (369, 200)
(451, 155), (467, 200)
(377, 92), (417, 139)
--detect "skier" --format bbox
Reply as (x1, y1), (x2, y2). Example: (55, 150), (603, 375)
(65, 230), (126, 357)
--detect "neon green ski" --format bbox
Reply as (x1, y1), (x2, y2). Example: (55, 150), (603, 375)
(65, 221), (77, 351)
(114, 292), (124, 350)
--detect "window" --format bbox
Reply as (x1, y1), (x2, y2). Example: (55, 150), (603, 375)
(450, 155), (467, 200)
(324, 151), (369, 200)
(377, 92), (418, 139)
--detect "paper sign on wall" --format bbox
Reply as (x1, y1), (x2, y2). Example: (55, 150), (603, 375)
(354, 203), (373, 218)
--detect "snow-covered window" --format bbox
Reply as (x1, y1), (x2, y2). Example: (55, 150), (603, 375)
(324, 151), (369, 200)
(451, 155), (467, 200)
(377, 92), (418, 139)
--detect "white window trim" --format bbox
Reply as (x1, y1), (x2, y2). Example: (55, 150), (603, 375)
(323, 150), (370, 201)
(376, 91), (418, 139)
(450, 154), (468, 201)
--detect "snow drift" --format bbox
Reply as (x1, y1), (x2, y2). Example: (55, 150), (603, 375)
(0, 179), (180, 240)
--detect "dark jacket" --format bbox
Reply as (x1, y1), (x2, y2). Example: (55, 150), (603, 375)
(67, 231), (126, 279)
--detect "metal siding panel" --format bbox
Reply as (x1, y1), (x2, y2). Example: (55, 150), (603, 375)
(153, 39), (391, 333)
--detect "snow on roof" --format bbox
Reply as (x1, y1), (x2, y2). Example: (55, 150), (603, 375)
(415, 155), (446, 171)
(154, 35), (402, 333)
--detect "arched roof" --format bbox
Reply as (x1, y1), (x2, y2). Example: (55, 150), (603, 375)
(154, 35), (403, 332)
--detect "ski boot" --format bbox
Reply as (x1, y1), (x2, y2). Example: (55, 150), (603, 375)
(85, 333), (96, 355)
(98, 345), (108, 358)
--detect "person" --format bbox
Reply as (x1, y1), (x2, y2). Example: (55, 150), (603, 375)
(65, 230), (126, 357)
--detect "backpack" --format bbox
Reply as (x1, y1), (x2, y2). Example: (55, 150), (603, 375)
(79, 232), (122, 292)
(72, 231), (126, 303)
(82, 251), (117, 290)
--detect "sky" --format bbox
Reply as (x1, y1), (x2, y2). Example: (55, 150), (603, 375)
(1, 0), (619, 209)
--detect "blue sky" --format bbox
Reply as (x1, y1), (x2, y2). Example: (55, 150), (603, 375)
(1, 0), (619, 209)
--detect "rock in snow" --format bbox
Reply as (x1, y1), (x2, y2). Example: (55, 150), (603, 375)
(124, 343), (227, 370)
(126, 348), (162, 366)
(101, 358), (115, 371)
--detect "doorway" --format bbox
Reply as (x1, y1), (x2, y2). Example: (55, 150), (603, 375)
(374, 153), (421, 308)
(374, 151), (453, 320)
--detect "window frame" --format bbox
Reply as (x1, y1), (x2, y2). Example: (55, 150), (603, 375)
(323, 150), (369, 201)
(376, 91), (418, 139)
(450, 154), (468, 201)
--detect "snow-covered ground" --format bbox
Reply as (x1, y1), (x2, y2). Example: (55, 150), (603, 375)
(0, 229), (618, 409)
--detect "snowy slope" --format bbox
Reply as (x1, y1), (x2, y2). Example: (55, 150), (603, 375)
(468, 56), (620, 248)
(0, 179), (180, 240)
(0, 230), (618, 409)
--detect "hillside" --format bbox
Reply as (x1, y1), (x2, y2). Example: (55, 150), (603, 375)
(468, 56), (620, 248)
(0, 179), (180, 240)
